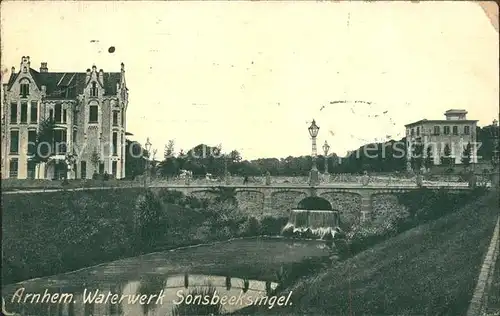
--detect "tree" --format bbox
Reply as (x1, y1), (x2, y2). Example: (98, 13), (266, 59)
(31, 118), (56, 178)
(229, 150), (242, 163)
(441, 143), (453, 167)
(125, 139), (146, 179)
(424, 145), (434, 171)
(461, 142), (472, 168)
(90, 148), (101, 174)
(164, 140), (175, 159)
(410, 142), (424, 172)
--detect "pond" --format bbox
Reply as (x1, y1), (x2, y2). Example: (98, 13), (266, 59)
(2, 237), (332, 316)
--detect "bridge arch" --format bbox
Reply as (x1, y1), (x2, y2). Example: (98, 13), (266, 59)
(296, 196), (333, 210)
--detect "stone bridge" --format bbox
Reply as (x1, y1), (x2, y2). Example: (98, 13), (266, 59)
(150, 182), (471, 225)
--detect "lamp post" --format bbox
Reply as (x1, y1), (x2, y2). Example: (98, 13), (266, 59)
(491, 119), (499, 188)
(308, 119), (320, 186)
(224, 152), (229, 185)
(322, 140), (330, 175)
(144, 137), (152, 188)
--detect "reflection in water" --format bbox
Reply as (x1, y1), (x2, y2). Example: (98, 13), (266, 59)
(242, 279), (250, 293)
(225, 276), (231, 291)
(137, 274), (167, 315)
(3, 275), (278, 316)
(184, 273), (189, 289)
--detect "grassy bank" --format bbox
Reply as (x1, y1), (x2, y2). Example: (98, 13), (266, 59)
(238, 190), (499, 315)
(1, 188), (287, 285)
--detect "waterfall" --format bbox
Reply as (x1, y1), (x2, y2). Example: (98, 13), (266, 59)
(282, 209), (341, 239)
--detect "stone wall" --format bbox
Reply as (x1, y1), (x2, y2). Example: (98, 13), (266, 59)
(235, 190), (265, 217)
(371, 194), (410, 229)
(269, 190), (308, 217)
(319, 192), (362, 228)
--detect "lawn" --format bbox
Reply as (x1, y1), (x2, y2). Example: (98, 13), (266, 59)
(237, 190), (500, 315)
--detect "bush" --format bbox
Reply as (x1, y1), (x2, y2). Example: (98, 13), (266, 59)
(239, 217), (260, 237)
(260, 216), (289, 236)
(133, 190), (165, 251)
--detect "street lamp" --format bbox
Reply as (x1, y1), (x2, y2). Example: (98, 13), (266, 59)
(224, 153), (229, 185)
(322, 140), (330, 174)
(308, 119), (320, 186)
(492, 119), (499, 167)
(145, 137), (152, 187)
(491, 119), (499, 188)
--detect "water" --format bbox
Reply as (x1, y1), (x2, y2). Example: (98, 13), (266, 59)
(282, 209), (341, 239)
(1, 238), (330, 316)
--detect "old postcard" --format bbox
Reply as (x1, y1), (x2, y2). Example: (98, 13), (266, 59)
(1, 1), (499, 315)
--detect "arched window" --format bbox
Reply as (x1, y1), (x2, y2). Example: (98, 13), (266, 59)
(19, 79), (30, 98)
(89, 104), (98, 123)
(90, 82), (98, 97)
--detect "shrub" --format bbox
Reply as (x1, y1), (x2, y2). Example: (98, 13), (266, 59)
(260, 216), (289, 236)
(239, 216), (260, 237)
(133, 190), (164, 251)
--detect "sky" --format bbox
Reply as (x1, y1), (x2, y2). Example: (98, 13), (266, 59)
(1, 1), (498, 159)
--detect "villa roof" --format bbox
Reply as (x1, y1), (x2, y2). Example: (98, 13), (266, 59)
(6, 68), (122, 99)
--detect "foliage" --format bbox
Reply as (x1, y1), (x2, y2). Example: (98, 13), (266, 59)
(476, 124), (500, 162)
(441, 143), (453, 167)
(31, 118), (56, 163)
(424, 145), (434, 170)
(90, 148), (101, 170)
(124, 139), (147, 179)
(461, 142), (472, 167)
(259, 216), (289, 236)
(410, 141), (424, 172)
(133, 190), (164, 250)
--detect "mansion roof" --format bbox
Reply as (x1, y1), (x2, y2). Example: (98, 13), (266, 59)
(6, 68), (122, 100)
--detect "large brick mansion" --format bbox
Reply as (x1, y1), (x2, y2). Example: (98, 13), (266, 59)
(1, 56), (129, 179)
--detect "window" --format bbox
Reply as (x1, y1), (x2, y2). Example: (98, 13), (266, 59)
(464, 126), (470, 135)
(73, 130), (77, 143)
(112, 132), (118, 156)
(433, 126), (440, 135)
(9, 158), (18, 178)
(49, 109), (54, 121)
(112, 111), (119, 126)
(452, 126), (458, 135)
(416, 127), (420, 136)
(20, 102), (28, 123)
(121, 112), (124, 126)
(411, 128), (415, 136)
(30, 101), (38, 123)
(55, 103), (62, 123)
(91, 82), (98, 97)
(112, 161), (117, 177)
(99, 162), (105, 174)
(89, 105), (98, 123)
(10, 130), (19, 153)
(27, 161), (36, 179)
(10, 103), (17, 124)
(81, 161), (87, 179)
(444, 126), (450, 135)
(63, 109), (67, 123)
(20, 83), (29, 97)
(28, 130), (37, 155)
(54, 129), (67, 154)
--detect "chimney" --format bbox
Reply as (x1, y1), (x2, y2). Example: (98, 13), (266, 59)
(11, 66), (15, 74)
(40, 62), (48, 73)
(86, 68), (91, 82)
(98, 68), (104, 85)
